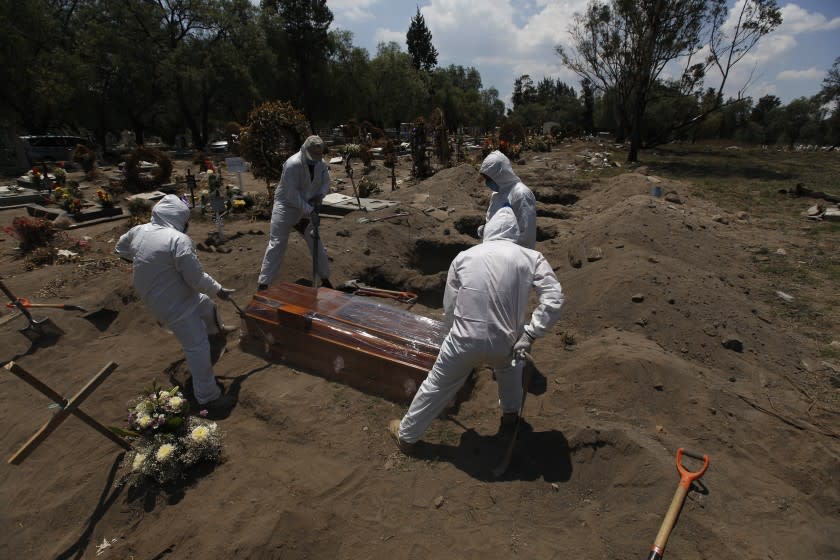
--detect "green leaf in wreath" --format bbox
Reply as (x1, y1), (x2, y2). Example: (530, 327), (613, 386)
(108, 426), (141, 438)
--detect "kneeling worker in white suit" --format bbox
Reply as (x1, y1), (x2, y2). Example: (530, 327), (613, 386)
(116, 195), (237, 410)
(389, 206), (564, 453)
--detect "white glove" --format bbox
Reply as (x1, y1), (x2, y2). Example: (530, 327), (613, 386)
(217, 287), (235, 300)
(302, 202), (313, 216)
(513, 331), (534, 360)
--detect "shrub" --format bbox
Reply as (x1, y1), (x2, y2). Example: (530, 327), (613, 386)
(357, 176), (381, 198)
(124, 147), (173, 192)
(239, 100), (310, 190)
(72, 144), (97, 175)
(3, 216), (56, 252)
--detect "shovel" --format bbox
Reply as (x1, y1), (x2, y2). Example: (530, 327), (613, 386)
(6, 297), (87, 312)
(338, 279), (418, 304)
(492, 351), (532, 478)
(646, 448), (710, 559)
(0, 279), (64, 343)
(225, 297), (272, 352)
(310, 208), (322, 289)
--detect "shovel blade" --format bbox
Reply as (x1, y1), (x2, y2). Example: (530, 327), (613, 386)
(20, 318), (64, 342)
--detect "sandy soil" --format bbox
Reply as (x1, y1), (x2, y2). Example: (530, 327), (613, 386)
(1, 143), (838, 559)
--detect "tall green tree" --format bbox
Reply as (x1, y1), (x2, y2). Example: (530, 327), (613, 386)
(0, 0), (89, 133)
(369, 42), (427, 129)
(406, 7), (438, 72)
(263, 0), (334, 129)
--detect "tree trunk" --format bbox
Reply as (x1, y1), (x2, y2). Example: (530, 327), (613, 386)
(175, 77), (205, 149)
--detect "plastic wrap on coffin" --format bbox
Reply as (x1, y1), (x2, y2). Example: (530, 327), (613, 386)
(239, 282), (447, 402)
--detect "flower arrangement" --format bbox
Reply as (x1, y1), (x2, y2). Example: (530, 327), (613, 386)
(28, 167), (44, 189)
(96, 189), (114, 208)
(122, 417), (223, 486)
(126, 384), (189, 436)
(113, 383), (223, 487)
(206, 169), (221, 193)
(53, 165), (67, 185)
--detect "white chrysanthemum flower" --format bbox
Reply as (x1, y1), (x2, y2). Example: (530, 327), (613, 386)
(168, 396), (184, 410)
(134, 402), (148, 413)
(156, 443), (175, 462)
(190, 425), (210, 442)
(132, 453), (146, 471)
(137, 415), (152, 429)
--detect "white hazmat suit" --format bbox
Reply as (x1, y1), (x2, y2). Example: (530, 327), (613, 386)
(478, 150), (537, 249)
(258, 136), (331, 288)
(115, 194), (229, 405)
(397, 207), (564, 444)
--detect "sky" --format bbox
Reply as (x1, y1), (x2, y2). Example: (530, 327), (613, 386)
(323, 0), (840, 109)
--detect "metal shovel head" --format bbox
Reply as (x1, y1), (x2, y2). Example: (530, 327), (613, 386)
(20, 316), (64, 342)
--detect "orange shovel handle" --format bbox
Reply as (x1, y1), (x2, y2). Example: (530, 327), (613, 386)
(6, 297), (32, 308)
(676, 448), (710, 489)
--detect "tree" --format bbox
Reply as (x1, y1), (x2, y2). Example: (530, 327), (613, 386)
(819, 57), (840, 146)
(750, 94), (781, 126)
(369, 42), (428, 129)
(264, 0), (334, 129)
(581, 79), (596, 134)
(406, 7), (438, 72)
(820, 57), (840, 103)
(558, 0), (781, 162)
(512, 75), (536, 109)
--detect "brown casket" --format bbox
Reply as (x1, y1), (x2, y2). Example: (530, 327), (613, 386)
(239, 282), (447, 402)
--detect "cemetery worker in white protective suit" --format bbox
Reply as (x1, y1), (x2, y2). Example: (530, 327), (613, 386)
(115, 195), (237, 410)
(257, 135), (333, 291)
(389, 207), (564, 453)
(477, 150), (536, 249)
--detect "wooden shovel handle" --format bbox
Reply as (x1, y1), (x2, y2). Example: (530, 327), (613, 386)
(647, 448), (710, 559)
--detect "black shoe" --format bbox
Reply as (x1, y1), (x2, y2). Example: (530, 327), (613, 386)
(201, 393), (237, 415)
(498, 412), (519, 435)
(321, 278), (333, 289)
(257, 284), (268, 291)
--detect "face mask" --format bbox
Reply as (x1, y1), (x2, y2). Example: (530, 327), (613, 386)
(485, 178), (500, 192)
(306, 158), (318, 166)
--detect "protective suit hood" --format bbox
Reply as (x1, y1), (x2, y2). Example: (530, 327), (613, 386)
(483, 206), (520, 242)
(151, 194), (190, 231)
(479, 150), (521, 192)
(301, 135), (325, 162)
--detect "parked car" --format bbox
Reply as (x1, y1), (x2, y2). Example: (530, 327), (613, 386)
(20, 135), (96, 165)
(208, 140), (229, 153)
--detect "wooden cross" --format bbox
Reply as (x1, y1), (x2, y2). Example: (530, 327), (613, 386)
(5, 361), (131, 465)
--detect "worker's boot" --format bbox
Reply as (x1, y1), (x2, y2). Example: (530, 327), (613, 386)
(498, 412), (519, 435)
(202, 393), (237, 416)
(388, 419), (415, 455)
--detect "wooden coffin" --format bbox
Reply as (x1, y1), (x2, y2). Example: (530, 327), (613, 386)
(239, 282), (447, 402)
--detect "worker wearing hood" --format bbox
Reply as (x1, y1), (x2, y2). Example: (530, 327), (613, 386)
(389, 207), (564, 452)
(116, 194), (236, 407)
(478, 150), (536, 249)
(258, 135), (332, 290)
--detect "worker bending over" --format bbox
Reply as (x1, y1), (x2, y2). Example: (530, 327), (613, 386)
(478, 150), (536, 249)
(390, 207), (564, 453)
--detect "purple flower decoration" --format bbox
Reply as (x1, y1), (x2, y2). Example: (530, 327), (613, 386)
(199, 409), (209, 417)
